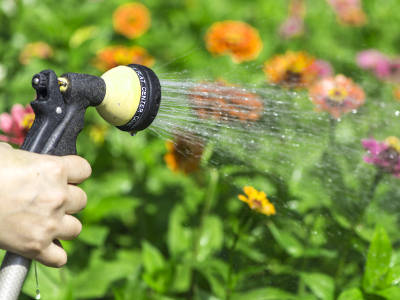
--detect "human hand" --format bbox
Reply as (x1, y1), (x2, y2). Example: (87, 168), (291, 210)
(0, 143), (91, 267)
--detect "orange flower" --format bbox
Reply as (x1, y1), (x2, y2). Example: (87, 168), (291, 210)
(164, 133), (205, 174)
(238, 186), (276, 216)
(113, 2), (150, 39)
(394, 86), (400, 101)
(190, 80), (263, 122)
(309, 74), (365, 119)
(265, 51), (331, 88)
(94, 45), (154, 71)
(205, 21), (263, 63)
(327, 0), (367, 26)
(19, 42), (53, 65)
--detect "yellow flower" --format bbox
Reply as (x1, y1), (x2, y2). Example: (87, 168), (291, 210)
(385, 136), (400, 153)
(238, 186), (276, 216)
(264, 51), (317, 88)
(88, 124), (108, 145)
(19, 42), (53, 65)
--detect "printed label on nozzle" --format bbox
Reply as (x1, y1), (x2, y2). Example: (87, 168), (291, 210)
(131, 68), (147, 122)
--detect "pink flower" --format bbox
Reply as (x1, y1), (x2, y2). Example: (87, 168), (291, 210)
(0, 104), (34, 146)
(362, 137), (400, 177)
(309, 74), (365, 119)
(310, 60), (334, 79)
(279, 16), (304, 39)
(357, 50), (400, 83)
(356, 50), (389, 69)
(279, 0), (306, 39)
(327, 0), (367, 26)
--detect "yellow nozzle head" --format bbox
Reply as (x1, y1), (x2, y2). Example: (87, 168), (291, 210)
(97, 64), (161, 133)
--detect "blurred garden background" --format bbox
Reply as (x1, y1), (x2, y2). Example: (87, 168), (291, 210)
(1, 0), (400, 299)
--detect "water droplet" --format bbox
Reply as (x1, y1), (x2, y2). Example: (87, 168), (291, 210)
(395, 111), (400, 117)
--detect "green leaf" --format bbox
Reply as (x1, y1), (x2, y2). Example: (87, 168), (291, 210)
(197, 215), (224, 261)
(78, 225), (109, 246)
(384, 264), (400, 287)
(194, 287), (222, 300)
(231, 287), (297, 300)
(22, 263), (71, 299)
(196, 259), (228, 298)
(337, 288), (364, 300)
(363, 225), (392, 292)
(167, 205), (193, 257)
(142, 241), (166, 274)
(268, 222), (304, 257)
(374, 286), (400, 299)
(301, 272), (334, 300)
(83, 195), (140, 224)
(73, 250), (141, 298)
(171, 263), (192, 292)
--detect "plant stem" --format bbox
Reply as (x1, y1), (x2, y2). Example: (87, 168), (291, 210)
(335, 170), (384, 284)
(189, 169), (219, 298)
(225, 210), (252, 300)
(328, 117), (337, 147)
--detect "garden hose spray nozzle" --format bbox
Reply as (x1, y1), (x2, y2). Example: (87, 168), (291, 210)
(21, 64), (161, 154)
(59, 64), (162, 134)
(0, 64), (161, 300)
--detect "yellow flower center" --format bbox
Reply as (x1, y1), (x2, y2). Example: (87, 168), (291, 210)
(385, 136), (400, 153)
(225, 32), (243, 45)
(328, 87), (348, 103)
(21, 113), (35, 129)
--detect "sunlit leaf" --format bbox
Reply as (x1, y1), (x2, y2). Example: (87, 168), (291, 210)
(231, 287), (297, 300)
(363, 225), (392, 292)
(268, 222), (304, 257)
(167, 205), (193, 257)
(337, 288), (364, 300)
(301, 272), (334, 300)
(78, 225), (109, 247)
(196, 215), (224, 261)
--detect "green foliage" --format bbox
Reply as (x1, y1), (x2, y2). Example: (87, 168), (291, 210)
(1, 0), (400, 299)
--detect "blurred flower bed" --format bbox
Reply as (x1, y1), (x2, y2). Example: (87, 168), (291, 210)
(1, 0), (400, 299)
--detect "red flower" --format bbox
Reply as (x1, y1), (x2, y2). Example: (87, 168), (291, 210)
(0, 104), (34, 146)
(309, 74), (365, 119)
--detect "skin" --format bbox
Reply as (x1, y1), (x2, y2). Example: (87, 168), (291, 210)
(0, 142), (91, 267)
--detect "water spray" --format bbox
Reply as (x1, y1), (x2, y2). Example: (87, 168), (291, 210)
(0, 64), (161, 299)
